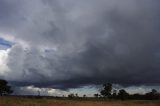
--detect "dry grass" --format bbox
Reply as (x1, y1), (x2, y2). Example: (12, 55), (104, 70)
(0, 97), (160, 106)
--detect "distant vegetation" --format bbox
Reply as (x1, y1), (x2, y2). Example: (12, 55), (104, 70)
(68, 83), (160, 100)
(97, 83), (160, 100)
(1, 79), (160, 101)
(0, 79), (13, 96)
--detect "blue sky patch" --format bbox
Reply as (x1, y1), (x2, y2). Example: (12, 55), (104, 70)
(0, 37), (14, 49)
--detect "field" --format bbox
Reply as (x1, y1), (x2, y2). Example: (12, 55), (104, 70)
(0, 97), (160, 106)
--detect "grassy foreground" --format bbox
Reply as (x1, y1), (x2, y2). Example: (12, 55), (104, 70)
(0, 97), (160, 106)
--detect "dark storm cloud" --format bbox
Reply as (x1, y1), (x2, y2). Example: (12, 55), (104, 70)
(0, 0), (28, 33)
(0, 0), (160, 89)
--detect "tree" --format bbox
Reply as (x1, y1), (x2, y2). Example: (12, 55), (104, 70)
(83, 94), (86, 98)
(100, 83), (112, 98)
(37, 90), (40, 96)
(118, 89), (129, 100)
(75, 93), (79, 97)
(94, 93), (99, 98)
(145, 89), (160, 100)
(68, 93), (75, 98)
(112, 90), (117, 99)
(0, 79), (13, 96)
(151, 89), (158, 95)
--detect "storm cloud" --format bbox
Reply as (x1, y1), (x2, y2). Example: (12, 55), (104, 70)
(0, 0), (160, 90)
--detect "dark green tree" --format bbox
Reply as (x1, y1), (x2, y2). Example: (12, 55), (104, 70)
(100, 83), (112, 98)
(68, 93), (75, 98)
(94, 93), (99, 98)
(83, 94), (87, 98)
(0, 79), (13, 96)
(145, 89), (159, 100)
(112, 90), (117, 99)
(151, 89), (158, 94)
(75, 93), (79, 97)
(118, 89), (129, 100)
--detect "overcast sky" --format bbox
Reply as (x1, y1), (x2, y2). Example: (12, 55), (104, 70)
(0, 0), (160, 96)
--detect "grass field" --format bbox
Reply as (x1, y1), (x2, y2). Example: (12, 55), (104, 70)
(0, 97), (160, 106)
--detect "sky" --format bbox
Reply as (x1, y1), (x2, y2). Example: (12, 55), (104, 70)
(0, 0), (160, 96)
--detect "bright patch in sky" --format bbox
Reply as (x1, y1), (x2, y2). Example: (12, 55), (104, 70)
(0, 49), (10, 75)
(0, 37), (14, 49)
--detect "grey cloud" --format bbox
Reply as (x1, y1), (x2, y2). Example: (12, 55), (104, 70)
(0, 0), (160, 89)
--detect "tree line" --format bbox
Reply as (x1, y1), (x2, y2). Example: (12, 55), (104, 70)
(67, 83), (160, 100)
(0, 79), (160, 100)
(95, 83), (160, 100)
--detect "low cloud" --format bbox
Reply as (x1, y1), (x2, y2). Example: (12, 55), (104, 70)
(13, 85), (68, 96)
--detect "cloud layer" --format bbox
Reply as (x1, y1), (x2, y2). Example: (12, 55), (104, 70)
(0, 0), (160, 90)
